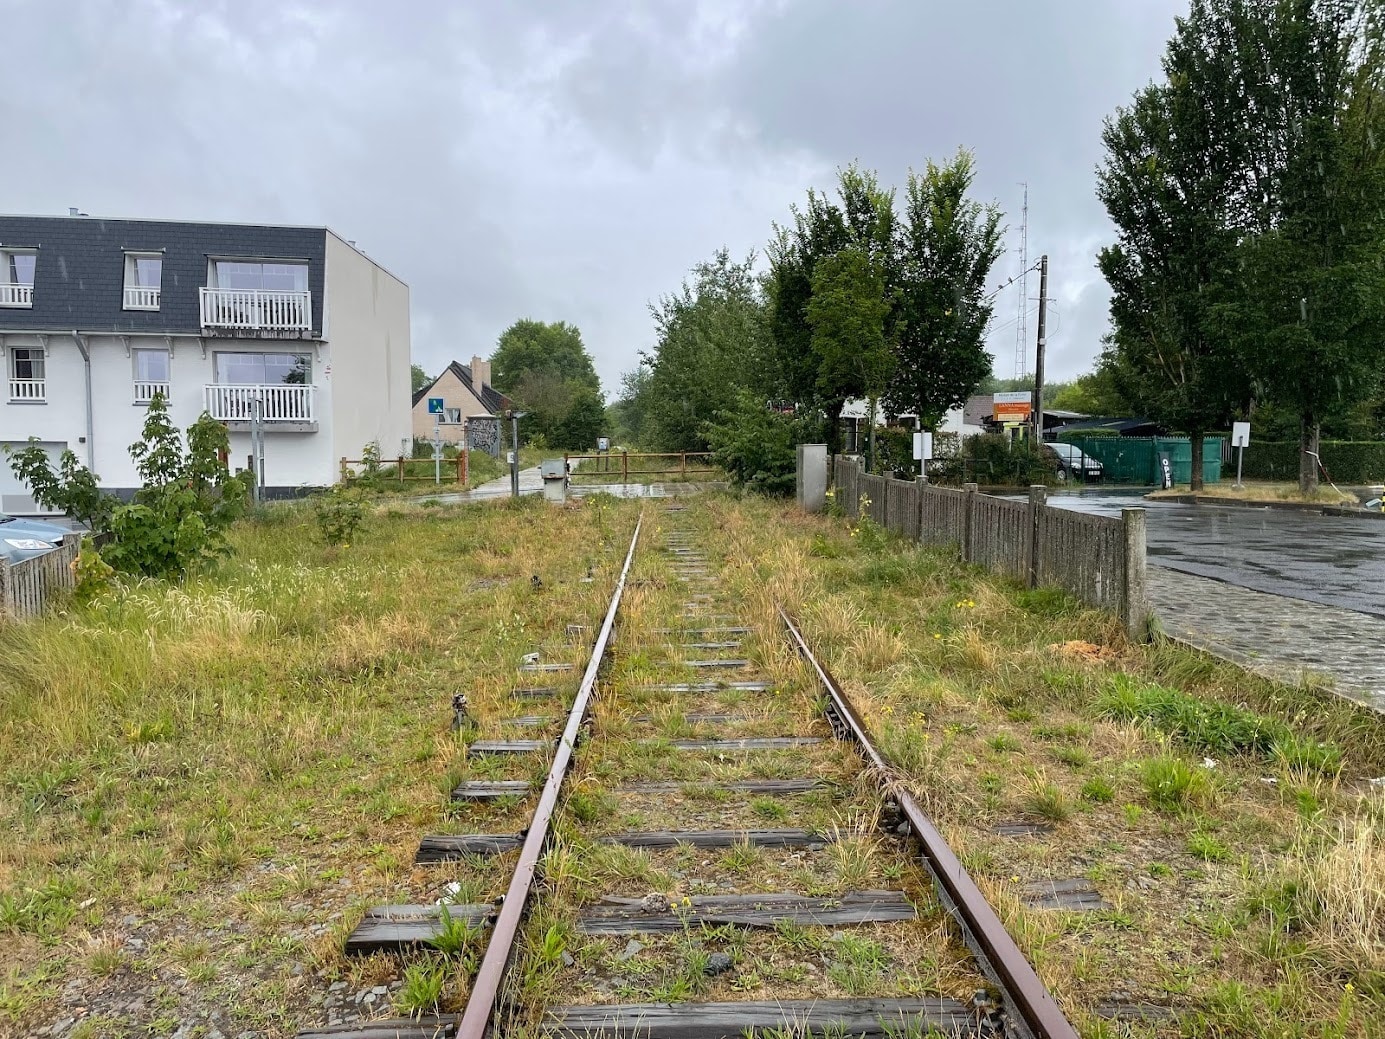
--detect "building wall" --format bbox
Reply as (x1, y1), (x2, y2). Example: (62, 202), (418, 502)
(0, 332), (336, 503)
(323, 233), (411, 465)
(411, 367), (492, 445)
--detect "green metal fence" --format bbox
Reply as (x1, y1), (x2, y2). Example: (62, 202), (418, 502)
(1061, 436), (1224, 485)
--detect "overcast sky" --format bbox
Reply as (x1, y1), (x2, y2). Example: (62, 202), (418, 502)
(1, 0), (1186, 395)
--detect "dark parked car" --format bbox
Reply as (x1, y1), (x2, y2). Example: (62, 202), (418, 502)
(1043, 443), (1104, 483)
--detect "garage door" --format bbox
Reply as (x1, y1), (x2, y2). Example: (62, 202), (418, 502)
(0, 441), (67, 515)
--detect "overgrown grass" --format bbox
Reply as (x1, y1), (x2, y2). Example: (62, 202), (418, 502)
(703, 494), (1385, 1035)
(0, 494), (634, 1034)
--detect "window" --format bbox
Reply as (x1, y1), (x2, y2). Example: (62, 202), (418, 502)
(123, 253), (163, 310)
(211, 261), (308, 292)
(214, 352), (311, 385)
(0, 249), (36, 308)
(442, 407), (462, 424)
(9, 348), (45, 402)
(132, 349), (169, 404)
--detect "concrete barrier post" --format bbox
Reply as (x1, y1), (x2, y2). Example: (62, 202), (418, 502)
(962, 482), (978, 563)
(1028, 484), (1047, 589)
(796, 444), (828, 513)
(1122, 507), (1149, 641)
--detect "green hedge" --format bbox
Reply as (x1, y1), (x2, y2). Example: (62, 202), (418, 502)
(1238, 441), (1385, 483)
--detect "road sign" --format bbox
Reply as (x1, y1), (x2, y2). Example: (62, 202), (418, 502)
(597, 436), (610, 452)
(993, 390), (1032, 421)
(1231, 422), (1250, 448)
(427, 397), (445, 414)
(912, 431), (933, 461)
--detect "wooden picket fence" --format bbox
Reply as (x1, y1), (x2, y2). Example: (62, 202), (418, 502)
(0, 537), (79, 620)
(832, 457), (1148, 639)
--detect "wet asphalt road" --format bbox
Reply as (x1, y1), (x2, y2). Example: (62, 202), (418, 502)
(1042, 490), (1385, 619)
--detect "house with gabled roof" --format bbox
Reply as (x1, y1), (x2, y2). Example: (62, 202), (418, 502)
(411, 356), (511, 454)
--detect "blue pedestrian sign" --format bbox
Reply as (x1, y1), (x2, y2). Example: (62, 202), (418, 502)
(427, 397), (445, 414)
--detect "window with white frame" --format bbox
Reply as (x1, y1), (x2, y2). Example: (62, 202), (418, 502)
(132, 348), (170, 404)
(443, 407), (462, 424)
(213, 352), (311, 385)
(123, 253), (163, 310)
(0, 249), (37, 308)
(9, 348), (45, 401)
(211, 260), (308, 292)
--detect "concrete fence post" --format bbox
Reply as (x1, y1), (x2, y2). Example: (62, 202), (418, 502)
(915, 477), (928, 542)
(962, 482), (978, 563)
(1028, 484), (1047, 589)
(0, 556), (9, 617)
(1122, 507), (1149, 642)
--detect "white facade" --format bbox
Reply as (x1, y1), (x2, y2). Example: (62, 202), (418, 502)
(0, 226), (409, 511)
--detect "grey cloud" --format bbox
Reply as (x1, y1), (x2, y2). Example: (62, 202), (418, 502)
(2, 0), (1188, 394)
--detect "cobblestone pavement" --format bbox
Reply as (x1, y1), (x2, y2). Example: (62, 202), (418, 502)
(1148, 567), (1385, 713)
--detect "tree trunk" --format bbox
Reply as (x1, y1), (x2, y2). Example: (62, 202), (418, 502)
(1189, 432), (1205, 492)
(1299, 415), (1320, 496)
(825, 400), (845, 458)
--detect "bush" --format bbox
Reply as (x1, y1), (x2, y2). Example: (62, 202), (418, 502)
(6, 395), (250, 579)
(956, 433), (1055, 486)
(314, 487), (367, 547)
(704, 391), (823, 496)
(1239, 441), (1385, 484)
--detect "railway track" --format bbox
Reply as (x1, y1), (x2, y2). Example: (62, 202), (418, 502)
(299, 502), (1077, 1039)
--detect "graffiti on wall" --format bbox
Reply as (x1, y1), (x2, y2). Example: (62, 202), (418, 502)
(467, 417), (502, 456)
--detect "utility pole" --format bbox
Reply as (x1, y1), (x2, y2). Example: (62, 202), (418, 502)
(1031, 254), (1048, 443)
(508, 411), (521, 498)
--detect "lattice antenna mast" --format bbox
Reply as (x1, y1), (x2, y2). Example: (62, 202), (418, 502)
(1014, 183), (1029, 379)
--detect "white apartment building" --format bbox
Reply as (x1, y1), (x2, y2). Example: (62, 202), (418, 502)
(0, 213), (411, 510)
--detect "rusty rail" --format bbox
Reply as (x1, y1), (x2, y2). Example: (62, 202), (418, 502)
(779, 607), (1079, 1039)
(456, 513), (644, 1039)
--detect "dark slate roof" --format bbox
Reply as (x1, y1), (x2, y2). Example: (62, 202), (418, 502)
(413, 360), (511, 416)
(1049, 416), (1165, 436)
(0, 214), (326, 336)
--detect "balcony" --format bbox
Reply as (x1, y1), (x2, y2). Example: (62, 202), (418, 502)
(134, 381), (169, 405)
(0, 284), (34, 308)
(199, 287), (312, 333)
(9, 379), (45, 402)
(204, 383), (316, 431)
(123, 285), (161, 310)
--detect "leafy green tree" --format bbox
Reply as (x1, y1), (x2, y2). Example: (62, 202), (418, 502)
(766, 165), (894, 455)
(490, 320), (599, 394)
(887, 150), (1003, 429)
(6, 394), (249, 578)
(609, 366), (653, 447)
(4, 443), (113, 529)
(411, 364), (431, 393)
(1211, 0), (1385, 491)
(1096, 6), (1248, 490)
(490, 319), (604, 449)
(639, 249), (769, 452)
(807, 246), (893, 465)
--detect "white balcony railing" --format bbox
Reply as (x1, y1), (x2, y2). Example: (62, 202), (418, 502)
(204, 383), (315, 423)
(199, 287), (312, 331)
(134, 381), (169, 404)
(123, 285), (161, 310)
(0, 284), (34, 308)
(9, 379), (45, 402)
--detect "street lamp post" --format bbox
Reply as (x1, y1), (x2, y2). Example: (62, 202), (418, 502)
(505, 410), (527, 498)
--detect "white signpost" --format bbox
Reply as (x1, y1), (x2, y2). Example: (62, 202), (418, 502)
(912, 431), (933, 482)
(1231, 421), (1251, 489)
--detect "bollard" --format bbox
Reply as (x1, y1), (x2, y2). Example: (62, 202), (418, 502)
(1122, 507), (1149, 641)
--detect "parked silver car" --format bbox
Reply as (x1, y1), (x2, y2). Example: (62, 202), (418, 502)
(0, 514), (71, 563)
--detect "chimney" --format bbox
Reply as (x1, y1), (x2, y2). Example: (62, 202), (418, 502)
(68, 207), (79, 217)
(470, 355), (491, 389)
